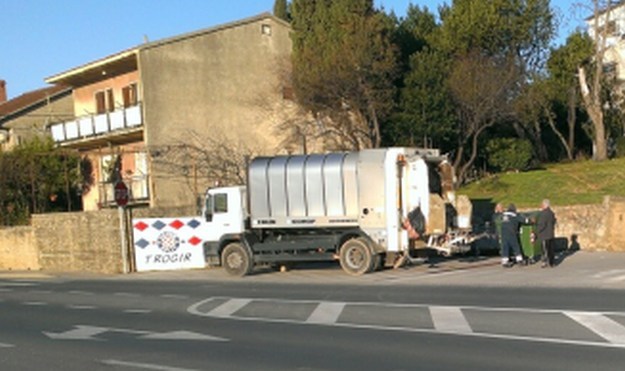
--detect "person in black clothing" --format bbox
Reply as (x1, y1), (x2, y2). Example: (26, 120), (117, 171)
(536, 199), (557, 267)
(500, 204), (525, 267)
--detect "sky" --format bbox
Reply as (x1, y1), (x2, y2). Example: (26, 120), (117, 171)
(0, 0), (586, 100)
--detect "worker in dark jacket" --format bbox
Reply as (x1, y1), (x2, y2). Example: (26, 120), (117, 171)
(536, 199), (557, 267)
(500, 204), (525, 267)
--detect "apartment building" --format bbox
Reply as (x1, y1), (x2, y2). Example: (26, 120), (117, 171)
(46, 13), (312, 211)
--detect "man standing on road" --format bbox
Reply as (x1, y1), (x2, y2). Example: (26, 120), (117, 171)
(501, 204), (525, 267)
(537, 199), (557, 267)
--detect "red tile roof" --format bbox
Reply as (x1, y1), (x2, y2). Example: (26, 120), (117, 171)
(0, 85), (70, 122)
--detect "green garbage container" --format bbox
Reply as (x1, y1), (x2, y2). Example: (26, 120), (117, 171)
(520, 224), (541, 263)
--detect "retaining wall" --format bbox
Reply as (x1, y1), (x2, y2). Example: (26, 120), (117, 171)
(0, 198), (623, 273)
(0, 205), (196, 273)
(0, 226), (39, 271)
(553, 196), (625, 251)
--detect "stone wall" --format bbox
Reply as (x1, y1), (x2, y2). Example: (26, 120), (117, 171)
(604, 196), (625, 251)
(32, 210), (122, 274)
(0, 205), (198, 274)
(0, 199), (623, 273)
(0, 226), (39, 271)
(552, 196), (625, 251)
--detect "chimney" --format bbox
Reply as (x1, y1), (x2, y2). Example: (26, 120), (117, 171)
(0, 80), (6, 103)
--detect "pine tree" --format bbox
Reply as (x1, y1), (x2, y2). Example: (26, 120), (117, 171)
(273, 0), (289, 21)
(291, 0), (397, 148)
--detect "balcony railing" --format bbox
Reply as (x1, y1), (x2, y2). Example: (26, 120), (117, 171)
(50, 103), (143, 144)
(98, 175), (150, 207)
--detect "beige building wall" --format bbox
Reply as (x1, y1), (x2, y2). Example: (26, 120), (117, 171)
(139, 16), (306, 208)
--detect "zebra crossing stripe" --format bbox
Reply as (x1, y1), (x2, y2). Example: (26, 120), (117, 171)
(306, 302), (345, 324)
(565, 311), (625, 345)
(429, 306), (472, 333)
(206, 298), (251, 318)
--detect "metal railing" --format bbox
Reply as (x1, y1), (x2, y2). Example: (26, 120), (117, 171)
(98, 175), (150, 207)
(50, 103), (142, 143)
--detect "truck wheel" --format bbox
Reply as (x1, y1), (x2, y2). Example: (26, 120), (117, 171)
(221, 242), (253, 277)
(372, 254), (384, 271)
(340, 238), (373, 275)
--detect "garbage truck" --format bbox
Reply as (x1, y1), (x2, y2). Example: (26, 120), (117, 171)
(201, 147), (476, 276)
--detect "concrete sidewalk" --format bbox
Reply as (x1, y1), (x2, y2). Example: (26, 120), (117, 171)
(1, 250), (625, 289)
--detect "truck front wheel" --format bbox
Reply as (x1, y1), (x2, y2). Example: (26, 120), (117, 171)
(221, 242), (253, 277)
(339, 238), (373, 275)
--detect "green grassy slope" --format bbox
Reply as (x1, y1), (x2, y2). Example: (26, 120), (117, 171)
(458, 157), (625, 208)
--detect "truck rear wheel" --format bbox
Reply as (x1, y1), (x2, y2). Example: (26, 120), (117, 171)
(221, 242), (253, 277)
(340, 237), (374, 275)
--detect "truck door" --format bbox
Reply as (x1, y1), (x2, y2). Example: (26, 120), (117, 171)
(203, 189), (244, 242)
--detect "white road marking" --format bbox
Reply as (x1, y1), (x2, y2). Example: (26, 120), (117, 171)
(306, 302), (345, 324)
(68, 290), (94, 296)
(115, 292), (141, 297)
(46, 325), (227, 342)
(67, 305), (96, 310)
(606, 274), (625, 283)
(0, 342), (14, 348)
(188, 297), (625, 350)
(429, 306), (472, 333)
(192, 304), (625, 350)
(591, 269), (625, 279)
(206, 298), (251, 318)
(29, 290), (52, 294)
(23, 301), (47, 306)
(0, 288), (13, 292)
(0, 282), (37, 287)
(44, 325), (109, 340)
(124, 309), (152, 314)
(565, 311), (625, 345)
(141, 330), (228, 341)
(101, 359), (200, 371)
(160, 294), (189, 299)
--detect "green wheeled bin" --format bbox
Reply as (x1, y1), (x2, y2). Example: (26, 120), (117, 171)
(520, 223), (541, 263)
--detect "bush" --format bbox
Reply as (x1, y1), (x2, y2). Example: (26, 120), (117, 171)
(486, 138), (533, 172)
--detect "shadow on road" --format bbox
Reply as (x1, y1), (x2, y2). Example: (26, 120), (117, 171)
(553, 234), (580, 267)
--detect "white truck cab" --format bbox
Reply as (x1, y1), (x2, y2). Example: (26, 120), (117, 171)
(202, 186), (247, 241)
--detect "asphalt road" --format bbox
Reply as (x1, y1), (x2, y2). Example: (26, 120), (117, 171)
(2, 251), (625, 370)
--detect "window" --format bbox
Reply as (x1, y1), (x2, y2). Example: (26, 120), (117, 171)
(214, 193), (228, 213)
(95, 91), (106, 114)
(101, 154), (121, 183)
(261, 24), (272, 36)
(95, 88), (115, 114)
(122, 83), (138, 108)
(598, 20), (619, 37)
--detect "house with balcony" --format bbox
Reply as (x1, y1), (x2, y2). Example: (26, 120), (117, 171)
(586, 2), (625, 84)
(46, 13), (315, 211)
